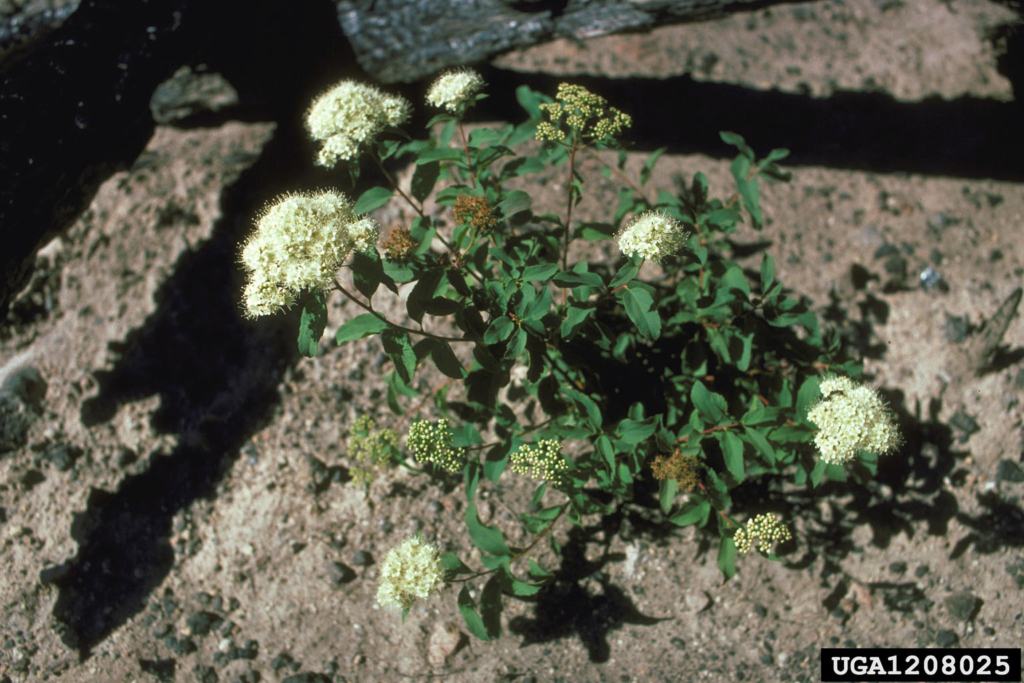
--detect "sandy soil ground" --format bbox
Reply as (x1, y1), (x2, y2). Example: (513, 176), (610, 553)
(1, 0), (1023, 681)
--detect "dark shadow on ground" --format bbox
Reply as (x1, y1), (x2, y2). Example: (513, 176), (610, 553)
(508, 514), (667, 663)
(475, 33), (1024, 181)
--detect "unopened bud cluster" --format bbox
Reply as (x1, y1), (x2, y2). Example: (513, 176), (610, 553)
(536, 83), (631, 143)
(240, 191), (379, 317)
(734, 513), (792, 554)
(347, 415), (400, 486)
(511, 440), (568, 486)
(407, 419), (466, 472)
(306, 80), (411, 167)
(426, 69), (485, 115)
(807, 375), (900, 465)
(617, 210), (689, 264)
(375, 535), (445, 611)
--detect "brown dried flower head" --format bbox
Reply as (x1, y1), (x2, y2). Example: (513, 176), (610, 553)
(452, 194), (499, 235)
(651, 450), (702, 492)
(381, 226), (418, 263)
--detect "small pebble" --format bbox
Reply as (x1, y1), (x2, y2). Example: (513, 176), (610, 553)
(351, 550), (372, 567)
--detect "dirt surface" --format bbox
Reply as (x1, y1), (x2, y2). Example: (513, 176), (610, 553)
(2, 0), (1023, 681)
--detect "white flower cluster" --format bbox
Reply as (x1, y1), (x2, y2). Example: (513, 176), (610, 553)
(306, 80), (411, 167)
(510, 439), (568, 486)
(616, 210), (689, 264)
(426, 69), (485, 114)
(240, 191), (379, 317)
(807, 375), (901, 465)
(376, 535), (445, 611)
(406, 419), (466, 472)
(734, 513), (792, 554)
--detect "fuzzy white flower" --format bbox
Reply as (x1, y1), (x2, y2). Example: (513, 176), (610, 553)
(807, 375), (901, 465)
(426, 69), (485, 114)
(240, 191), (380, 317)
(376, 535), (445, 611)
(616, 210), (689, 264)
(306, 80), (411, 167)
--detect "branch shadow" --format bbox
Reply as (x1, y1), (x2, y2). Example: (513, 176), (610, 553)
(507, 509), (669, 663)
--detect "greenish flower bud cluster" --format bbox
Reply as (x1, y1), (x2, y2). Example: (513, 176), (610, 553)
(616, 210), (689, 264)
(426, 69), (485, 115)
(375, 535), (445, 611)
(510, 440), (568, 486)
(306, 80), (412, 167)
(406, 419), (466, 472)
(807, 375), (901, 465)
(240, 191), (380, 317)
(536, 83), (631, 143)
(734, 513), (792, 554)
(347, 415), (400, 486)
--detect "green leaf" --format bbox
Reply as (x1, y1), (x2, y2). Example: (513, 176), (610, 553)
(563, 386), (603, 430)
(622, 287), (661, 341)
(504, 327), (527, 360)
(464, 459), (481, 501)
(576, 222), (615, 241)
(691, 381), (727, 423)
(670, 499), (710, 527)
(296, 291), (328, 357)
(719, 430), (744, 481)
(553, 270), (603, 288)
(809, 458), (827, 487)
(458, 586), (491, 641)
(430, 340), (466, 379)
(497, 190), (532, 219)
(416, 147), (463, 164)
(760, 254), (775, 295)
(515, 84), (548, 118)
(411, 161), (440, 203)
(484, 316), (514, 344)
(718, 536), (737, 582)
(522, 263), (558, 282)
(731, 155), (763, 229)
(480, 574), (503, 639)
(617, 417), (656, 445)
(336, 313), (389, 344)
(466, 502), (510, 555)
(796, 375), (821, 421)
(351, 250), (396, 299)
(468, 127), (501, 147)
(509, 577), (543, 596)
(381, 328), (416, 383)
(354, 186), (393, 214)
(659, 478), (679, 514)
(609, 261), (640, 289)
(640, 146), (667, 185)
(720, 131), (754, 159)
(743, 425), (776, 466)
(440, 551), (472, 575)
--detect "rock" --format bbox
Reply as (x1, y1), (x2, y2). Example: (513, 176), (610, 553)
(996, 460), (1024, 484)
(426, 621), (464, 667)
(186, 611), (221, 637)
(150, 66), (240, 124)
(351, 550), (372, 567)
(934, 629), (958, 647)
(944, 592), (980, 622)
(0, 362), (46, 454)
(328, 561), (356, 587)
